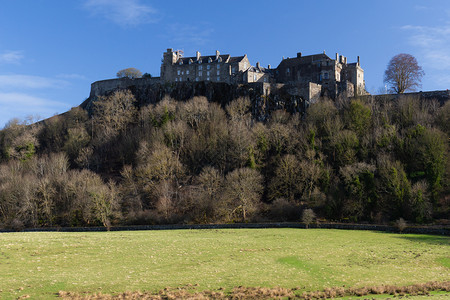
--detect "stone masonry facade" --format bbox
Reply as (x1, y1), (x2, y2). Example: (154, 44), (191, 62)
(160, 48), (367, 100)
(160, 49), (251, 85)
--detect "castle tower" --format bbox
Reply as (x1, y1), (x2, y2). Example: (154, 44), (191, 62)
(161, 48), (178, 82)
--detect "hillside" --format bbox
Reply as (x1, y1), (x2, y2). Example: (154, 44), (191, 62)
(0, 85), (448, 229)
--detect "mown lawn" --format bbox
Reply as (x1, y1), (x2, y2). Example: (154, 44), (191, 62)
(0, 228), (448, 299)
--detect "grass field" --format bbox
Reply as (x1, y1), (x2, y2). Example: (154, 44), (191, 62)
(0, 228), (448, 299)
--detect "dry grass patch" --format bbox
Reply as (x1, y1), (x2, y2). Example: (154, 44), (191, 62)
(57, 281), (449, 299)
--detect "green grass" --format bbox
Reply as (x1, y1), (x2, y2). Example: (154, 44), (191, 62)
(0, 229), (448, 299)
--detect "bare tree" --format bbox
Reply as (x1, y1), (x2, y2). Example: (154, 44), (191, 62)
(222, 168), (263, 222)
(384, 53), (424, 94)
(116, 68), (142, 79)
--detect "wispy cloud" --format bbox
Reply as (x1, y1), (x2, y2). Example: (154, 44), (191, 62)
(0, 92), (68, 127)
(0, 50), (24, 64)
(168, 23), (214, 46)
(413, 5), (429, 11)
(401, 24), (450, 70)
(56, 73), (87, 80)
(0, 75), (69, 90)
(84, 0), (159, 26)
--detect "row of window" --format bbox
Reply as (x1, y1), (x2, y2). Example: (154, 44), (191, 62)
(175, 77), (221, 82)
(178, 70), (220, 76)
(175, 63), (246, 74)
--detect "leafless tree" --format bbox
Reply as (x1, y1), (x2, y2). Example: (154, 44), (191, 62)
(222, 168), (263, 222)
(384, 53), (424, 94)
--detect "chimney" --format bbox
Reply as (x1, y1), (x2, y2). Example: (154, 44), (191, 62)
(335, 53), (339, 61)
(268, 64), (271, 69)
(357, 56), (360, 66)
(256, 62), (260, 69)
(196, 51), (201, 61)
(216, 50), (220, 60)
(323, 50), (326, 54)
(297, 52), (302, 58)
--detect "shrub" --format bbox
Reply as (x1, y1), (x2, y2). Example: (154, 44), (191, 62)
(302, 208), (316, 228)
(395, 217), (407, 232)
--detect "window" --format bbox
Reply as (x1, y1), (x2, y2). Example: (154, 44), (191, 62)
(196, 77), (199, 81)
(217, 76), (220, 81)
(179, 61), (183, 65)
(175, 78), (178, 82)
(286, 67), (290, 75)
(207, 71), (210, 76)
(264, 77), (267, 83)
(232, 67), (236, 73)
(217, 70), (220, 76)
(179, 77), (182, 81)
(186, 70), (189, 75)
(181, 71), (184, 75)
(244, 62), (248, 69)
(207, 65), (210, 70)
(177, 70), (181, 75)
(198, 65), (203, 71)
(324, 72), (329, 80)
(207, 77), (210, 81)
(319, 74), (322, 81)
(254, 74), (257, 81)
(217, 64), (220, 69)
(199, 71), (202, 77)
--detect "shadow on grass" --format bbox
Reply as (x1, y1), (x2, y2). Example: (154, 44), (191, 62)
(396, 235), (450, 246)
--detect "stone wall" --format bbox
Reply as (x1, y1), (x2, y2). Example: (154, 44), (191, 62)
(360, 90), (450, 105)
(3, 222), (449, 235)
(84, 77), (450, 123)
(83, 78), (309, 120)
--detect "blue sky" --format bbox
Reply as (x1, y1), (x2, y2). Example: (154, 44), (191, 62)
(1, 0), (450, 127)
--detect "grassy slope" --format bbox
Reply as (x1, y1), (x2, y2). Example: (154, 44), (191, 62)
(0, 229), (448, 299)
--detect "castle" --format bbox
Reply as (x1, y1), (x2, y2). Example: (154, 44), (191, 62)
(87, 48), (368, 115)
(160, 48), (367, 99)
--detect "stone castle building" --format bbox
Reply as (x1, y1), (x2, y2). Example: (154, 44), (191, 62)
(160, 48), (366, 99)
(160, 49), (251, 84)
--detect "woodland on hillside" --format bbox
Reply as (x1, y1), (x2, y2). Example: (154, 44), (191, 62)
(0, 90), (448, 229)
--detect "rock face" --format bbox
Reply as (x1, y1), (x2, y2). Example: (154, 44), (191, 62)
(82, 77), (450, 121)
(82, 77), (309, 120)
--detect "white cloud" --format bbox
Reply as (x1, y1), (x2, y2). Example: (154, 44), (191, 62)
(0, 75), (69, 90)
(168, 23), (214, 46)
(0, 50), (24, 64)
(0, 92), (68, 127)
(56, 73), (87, 80)
(84, 0), (159, 26)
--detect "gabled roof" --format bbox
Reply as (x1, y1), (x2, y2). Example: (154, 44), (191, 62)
(277, 53), (332, 68)
(228, 56), (246, 63)
(246, 65), (274, 74)
(175, 54), (248, 65)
